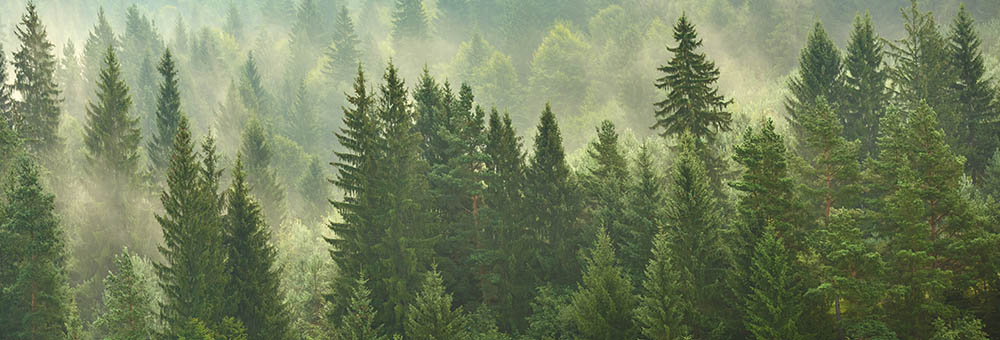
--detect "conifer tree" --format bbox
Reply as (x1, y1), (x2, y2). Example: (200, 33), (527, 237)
(392, 0), (430, 43)
(664, 133), (732, 339)
(223, 156), (291, 340)
(637, 232), (689, 340)
(84, 45), (141, 186)
(888, 1), (956, 141)
(93, 249), (155, 340)
(155, 116), (228, 332)
(324, 6), (361, 89)
(286, 82), (319, 153)
(569, 228), (639, 340)
(481, 108), (531, 331)
(13, 2), (63, 154)
(57, 39), (85, 117)
(328, 65), (380, 324)
(405, 267), (470, 340)
(335, 275), (389, 340)
(583, 121), (630, 261)
(948, 5), (998, 180)
(524, 103), (585, 287)
(298, 157), (329, 225)
(241, 117), (286, 229)
(620, 143), (666, 280)
(797, 98), (861, 220)
(0, 156), (68, 339)
(239, 52), (270, 118)
(224, 3), (244, 43)
(0, 44), (14, 129)
(148, 49), (183, 175)
(83, 7), (117, 96)
(741, 227), (806, 340)
(842, 12), (888, 159)
(785, 22), (844, 145)
(652, 14), (732, 141)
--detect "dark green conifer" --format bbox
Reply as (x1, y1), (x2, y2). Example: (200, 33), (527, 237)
(223, 156), (291, 340)
(948, 5), (998, 180)
(84, 45), (141, 185)
(241, 117), (286, 229)
(842, 12), (888, 159)
(405, 268), (470, 340)
(569, 229), (639, 340)
(741, 227), (806, 340)
(13, 2), (63, 154)
(637, 232), (689, 340)
(785, 22), (844, 146)
(148, 49), (183, 175)
(335, 275), (389, 340)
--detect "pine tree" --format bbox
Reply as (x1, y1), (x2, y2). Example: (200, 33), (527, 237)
(239, 52), (270, 118)
(664, 133), (732, 339)
(324, 6), (361, 90)
(285, 82), (319, 153)
(785, 22), (844, 146)
(0, 156), (68, 339)
(335, 275), (389, 340)
(224, 3), (244, 43)
(842, 12), (888, 160)
(298, 157), (329, 225)
(524, 103), (585, 287)
(328, 65), (380, 325)
(84, 45), (141, 186)
(148, 49), (183, 175)
(568, 228), (639, 340)
(241, 117), (286, 229)
(57, 39), (85, 118)
(582, 120), (632, 274)
(887, 1), (956, 142)
(620, 143), (666, 281)
(481, 108), (531, 331)
(636, 232), (690, 340)
(741, 227), (806, 340)
(93, 249), (155, 340)
(405, 267), (470, 340)
(0, 43), (15, 129)
(223, 156), (291, 340)
(948, 5), (998, 181)
(392, 0), (430, 43)
(797, 98), (861, 220)
(13, 2), (63, 154)
(652, 14), (732, 141)
(83, 7), (117, 96)
(155, 116), (228, 332)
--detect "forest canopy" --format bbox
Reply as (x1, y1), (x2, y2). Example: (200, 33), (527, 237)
(2, 0), (1000, 339)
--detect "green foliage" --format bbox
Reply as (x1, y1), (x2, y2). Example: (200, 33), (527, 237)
(569, 229), (639, 340)
(335, 275), (389, 340)
(525, 104), (586, 287)
(637, 232), (689, 340)
(785, 22), (844, 145)
(93, 248), (156, 340)
(84, 45), (141, 184)
(149, 49), (184, 175)
(0, 156), (68, 339)
(948, 5), (998, 181)
(842, 12), (889, 160)
(392, 0), (430, 42)
(324, 6), (361, 91)
(223, 157), (291, 340)
(83, 7), (117, 100)
(582, 120), (631, 272)
(741, 227), (806, 340)
(241, 117), (287, 228)
(0, 43), (15, 129)
(155, 116), (228, 332)
(12, 2), (63, 155)
(529, 23), (589, 113)
(652, 14), (732, 141)
(797, 98), (861, 218)
(931, 316), (989, 340)
(405, 267), (470, 340)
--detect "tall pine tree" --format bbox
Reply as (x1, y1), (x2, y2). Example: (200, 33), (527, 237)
(84, 45), (141, 187)
(13, 2), (63, 155)
(241, 117), (286, 229)
(637, 231), (690, 340)
(842, 12), (888, 160)
(785, 22), (844, 147)
(741, 226), (806, 340)
(93, 249), (156, 339)
(948, 5), (998, 181)
(148, 49), (183, 175)
(568, 228), (639, 340)
(223, 156), (291, 340)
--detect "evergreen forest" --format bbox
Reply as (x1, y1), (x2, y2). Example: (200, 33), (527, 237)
(5, 0), (1000, 339)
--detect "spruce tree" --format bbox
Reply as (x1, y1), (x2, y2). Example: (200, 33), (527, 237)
(583, 120), (630, 266)
(239, 52), (270, 118)
(13, 2), (63, 154)
(148, 49), (183, 175)
(57, 39), (85, 118)
(298, 157), (329, 225)
(887, 1), (956, 141)
(405, 268), (470, 340)
(949, 5), (998, 180)
(652, 14), (732, 141)
(664, 132), (732, 339)
(842, 12), (888, 160)
(93, 249), (155, 340)
(741, 227), (806, 340)
(324, 6), (361, 90)
(797, 98), (861, 220)
(0, 44), (14, 129)
(620, 143), (666, 280)
(241, 117), (286, 229)
(285, 81), (319, 154)
(335, 275), (389, 340)
(0, 156), (68, 339)
(481, 108), (531, 331)
(155, 116), (228, 332)
(569, 228), (639, 340)
(223, 156), (291, 340)
(524, 103), (585, 287)
(83, 7), (117, 99)
(392, 0), (430, 43)
(224, 3), (244, 43)
(637, 232), (689, 340)
(785, 22), (844, 146)
(84, 45), (141, 186)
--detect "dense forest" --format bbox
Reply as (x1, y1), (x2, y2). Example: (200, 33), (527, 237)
(2, 0), (1000, 339)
